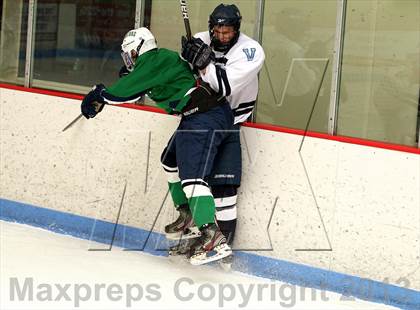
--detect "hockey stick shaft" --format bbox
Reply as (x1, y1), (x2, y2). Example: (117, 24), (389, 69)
(62, 113), (83, 132)
(179, 0), (192, 40)
(62, 102), (103, 132)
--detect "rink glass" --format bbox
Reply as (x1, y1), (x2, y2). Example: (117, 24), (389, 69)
(337, 0), (420, 146)
(255, 0), (337, 135)
(0, 0), (29, 86)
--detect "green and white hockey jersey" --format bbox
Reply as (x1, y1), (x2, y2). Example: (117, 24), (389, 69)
(102, 48), (196, 114)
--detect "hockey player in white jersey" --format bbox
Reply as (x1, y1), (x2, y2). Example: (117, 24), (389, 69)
(167, 3), (265, 267)
(190, 6), (265, 124)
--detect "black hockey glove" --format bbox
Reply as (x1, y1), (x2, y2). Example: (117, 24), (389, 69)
(181, 36), (214, 70)
(118, 65), (130, 78)
(81, 84), (106, 119)
(181, 83), (221, 117)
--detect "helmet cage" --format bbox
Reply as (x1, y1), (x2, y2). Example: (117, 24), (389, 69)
(121, 39), (144, 71)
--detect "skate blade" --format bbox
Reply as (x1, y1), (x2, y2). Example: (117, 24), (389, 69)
(166, 226), (201, 241)
(190, 244), (232, 266)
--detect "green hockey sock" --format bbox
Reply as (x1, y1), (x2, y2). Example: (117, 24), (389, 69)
(168, 181), (188, 207)
(188, 196), (215, 228)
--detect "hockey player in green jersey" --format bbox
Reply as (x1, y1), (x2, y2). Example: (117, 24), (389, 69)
(80, 27), (232, 265)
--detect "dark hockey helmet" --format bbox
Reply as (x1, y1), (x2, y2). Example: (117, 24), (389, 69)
(208, 4), (242, 53)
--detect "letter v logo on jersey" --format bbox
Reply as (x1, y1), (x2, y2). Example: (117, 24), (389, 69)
(242, 48), (256, 61)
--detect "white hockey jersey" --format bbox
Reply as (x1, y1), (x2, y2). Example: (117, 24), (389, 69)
(195, 31), (265, 124)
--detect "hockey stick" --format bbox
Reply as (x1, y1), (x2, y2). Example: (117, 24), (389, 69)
(179, 0), (192, 40)
(62, 113), (83, 132)
(62, 102), (103, 132)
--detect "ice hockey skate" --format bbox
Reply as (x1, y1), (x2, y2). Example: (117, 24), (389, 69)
(168, 238), (196, 257)
(189, 223), (232, 266)
(165, 204), (201, 241)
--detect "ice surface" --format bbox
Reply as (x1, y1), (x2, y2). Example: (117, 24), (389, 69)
(0, 221), (395, 309)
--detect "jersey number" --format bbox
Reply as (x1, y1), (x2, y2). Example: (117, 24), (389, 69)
(242, 48), (256, 61)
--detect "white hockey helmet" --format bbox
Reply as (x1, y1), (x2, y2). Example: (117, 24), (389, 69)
(121, 27), (157, 71)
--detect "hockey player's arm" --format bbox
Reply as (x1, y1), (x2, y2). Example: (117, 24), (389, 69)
(80, 68), (154, 119)
(200, 45), (265, 97)
(102, 69), (151, 105)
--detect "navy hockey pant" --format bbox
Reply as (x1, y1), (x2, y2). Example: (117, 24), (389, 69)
(161, 102), (234, 228)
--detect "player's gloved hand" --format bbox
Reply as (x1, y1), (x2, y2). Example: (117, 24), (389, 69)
(81, 84), (106, 119)
(181, 36), (214, 70)
(181, 83), (220, 117)
(118, 65), (130, 78)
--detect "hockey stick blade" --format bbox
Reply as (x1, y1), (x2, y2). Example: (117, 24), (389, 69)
(62, 113), (83, 132)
